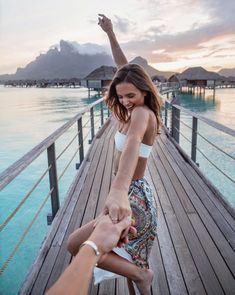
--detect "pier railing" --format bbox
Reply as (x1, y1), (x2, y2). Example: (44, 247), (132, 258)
(163, 99), (235, 212)
(0, 98), (110, 274)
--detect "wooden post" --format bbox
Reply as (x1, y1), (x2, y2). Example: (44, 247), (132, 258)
(77, 117), (84, 165)
(100, 101), (104, 126)
(90, 107), (95, 141)
(191, 117), (198, 162)
(47, 143), (60, 219)
(171, 105), (180, 143)
(164, 101), (168, 127)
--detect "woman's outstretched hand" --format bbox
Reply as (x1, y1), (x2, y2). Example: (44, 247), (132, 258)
(98, 14), (113, 33)
(104, 188), (132, 223)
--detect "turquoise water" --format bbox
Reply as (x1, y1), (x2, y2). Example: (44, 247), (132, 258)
(0, 86), (234, 294)
(177, 88), (235, 207)
(0, 86), (102, 295)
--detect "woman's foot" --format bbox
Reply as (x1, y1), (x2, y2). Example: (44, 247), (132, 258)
(134, 268), (153, 295)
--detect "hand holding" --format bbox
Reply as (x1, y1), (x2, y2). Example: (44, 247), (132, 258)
(89, 215), (132, 254)
(103, 188), (132, 223)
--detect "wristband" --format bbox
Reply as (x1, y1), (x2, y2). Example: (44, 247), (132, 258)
(80, 240), (100, 256)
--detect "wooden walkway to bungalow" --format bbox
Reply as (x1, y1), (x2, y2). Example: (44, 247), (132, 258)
(20, 118), (235, 295)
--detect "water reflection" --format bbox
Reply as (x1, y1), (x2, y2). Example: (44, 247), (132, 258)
(180, 91), (219, 113)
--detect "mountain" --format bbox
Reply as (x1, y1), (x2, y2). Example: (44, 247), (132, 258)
(0, 42), (174, 81)
(218, 68), (235, 77)
(0, 40), (114, 80)
(130, 56), (175, 79)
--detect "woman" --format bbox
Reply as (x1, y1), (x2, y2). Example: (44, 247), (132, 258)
(67, 14), (161, 295)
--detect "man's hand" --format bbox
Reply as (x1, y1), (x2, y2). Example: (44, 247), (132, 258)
(89, 215), (134, 254)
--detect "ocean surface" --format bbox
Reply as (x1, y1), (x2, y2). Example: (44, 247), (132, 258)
(0, 86), (234, 294)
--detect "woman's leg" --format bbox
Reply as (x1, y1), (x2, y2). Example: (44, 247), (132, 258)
(98, 251), (153, 295)
(67, 220), (96, 256)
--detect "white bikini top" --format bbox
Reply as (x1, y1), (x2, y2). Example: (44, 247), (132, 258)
(114, 130), (152, 158)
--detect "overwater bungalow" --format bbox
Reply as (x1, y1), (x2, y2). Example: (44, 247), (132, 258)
(168, 67), (225, 89)
(81, 66), (117, 93)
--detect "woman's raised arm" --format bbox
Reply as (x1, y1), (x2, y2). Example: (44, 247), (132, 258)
(98, 14), (128, 68)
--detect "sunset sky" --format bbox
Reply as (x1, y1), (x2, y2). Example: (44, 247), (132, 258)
(0, 0), (235, 74)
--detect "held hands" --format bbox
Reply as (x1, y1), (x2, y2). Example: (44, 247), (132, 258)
(98, 14), (113, 33)
(89, 215), (133, 254)
(103, 188), (132, 223)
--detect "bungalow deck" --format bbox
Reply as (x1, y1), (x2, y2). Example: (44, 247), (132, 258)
(19, 118), (235, 295)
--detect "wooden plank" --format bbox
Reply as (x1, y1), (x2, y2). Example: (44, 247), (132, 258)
(44, 124), (115, 289)
(161, 132), (235, 237)
(189, 213), (235, 294)
(145, 169), (171, 295)
(151, 144), (224, 294)
(161, 135), (235, 232)
(46, 122), (116, 292)
(89, 278), (99, 295)
(165, 214), (206, 295)
(149, 238), (170, 295)
(147, 159), (204, 295)
(82, 123), (116, 224)
(146, 162), (188, 294)
(116, 277), (129, 295)
(165, 128), (235, 220)
(159, 134), (235, 274)
(95, 129), (116, 215)
(98, 280), (116, 295)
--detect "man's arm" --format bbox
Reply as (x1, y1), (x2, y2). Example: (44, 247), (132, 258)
(46, 216), (133, 295)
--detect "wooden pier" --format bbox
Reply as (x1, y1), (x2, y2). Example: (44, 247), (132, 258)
(19, 118), (235, 294)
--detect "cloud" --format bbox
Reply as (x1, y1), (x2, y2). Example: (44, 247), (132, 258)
(52, 41), (109, 55)
(113, 16), (133, 33)
(121, 0), (235, 63)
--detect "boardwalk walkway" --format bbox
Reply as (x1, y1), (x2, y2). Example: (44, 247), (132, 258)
(20, 118), (235, 295)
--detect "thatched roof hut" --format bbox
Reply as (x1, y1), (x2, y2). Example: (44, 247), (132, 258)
(179, 67), (221, 80)
(81, 66), (117, 89)
(176, 67), (222, 87)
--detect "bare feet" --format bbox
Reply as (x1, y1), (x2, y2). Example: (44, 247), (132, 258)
(134, 268), (153, 295)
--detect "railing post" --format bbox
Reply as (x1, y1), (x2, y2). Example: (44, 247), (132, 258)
(47, 143), (60, 219)
(100, 101), (104, 126)
(171, 105), (180, 143)
(77, 117), (84, 165)
(191, 116), (198, 162)
(164, 101), (168, 127)
(90, 107), (95, 141)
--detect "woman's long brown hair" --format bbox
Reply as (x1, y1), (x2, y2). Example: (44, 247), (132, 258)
(105, 63), (162, 131)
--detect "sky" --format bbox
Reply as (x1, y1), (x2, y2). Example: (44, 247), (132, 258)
(0, 0), (235, 75)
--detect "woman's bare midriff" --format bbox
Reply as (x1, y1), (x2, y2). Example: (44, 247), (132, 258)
(114, 151), (148, 180)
